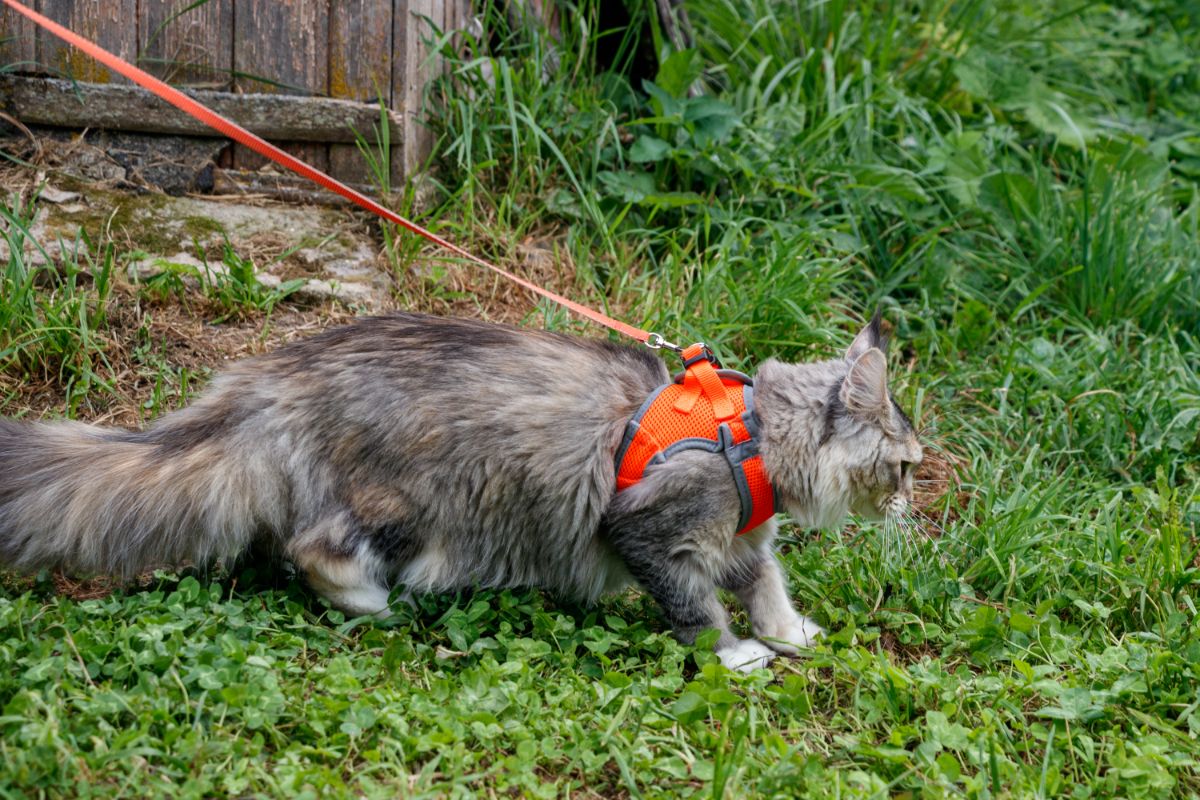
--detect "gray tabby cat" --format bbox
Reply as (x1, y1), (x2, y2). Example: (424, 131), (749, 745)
(0, 312), (921, 671)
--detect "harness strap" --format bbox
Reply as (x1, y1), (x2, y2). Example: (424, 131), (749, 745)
(673, 344), (736, 421)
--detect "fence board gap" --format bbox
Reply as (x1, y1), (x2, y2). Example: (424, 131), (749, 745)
(138, 0), (234, 88)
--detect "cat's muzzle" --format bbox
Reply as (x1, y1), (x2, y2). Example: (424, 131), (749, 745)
(880, 493), (909, 517)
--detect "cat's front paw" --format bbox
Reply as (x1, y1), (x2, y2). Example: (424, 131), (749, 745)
(716, 639), (776, 673)
(760, 615), (823, 655)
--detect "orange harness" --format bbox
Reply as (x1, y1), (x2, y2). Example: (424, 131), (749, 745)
(615, 344), (777, 535)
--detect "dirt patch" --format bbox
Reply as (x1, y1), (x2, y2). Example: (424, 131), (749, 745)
(912, 443), (970, 527)
(390, 224), (619, 331)
(0, 282), (356, 425)
(878, 629), (938, 664)
(50, 572), (125, 601)
(2, 131), (617, 327)
(0, 134), (395, 309)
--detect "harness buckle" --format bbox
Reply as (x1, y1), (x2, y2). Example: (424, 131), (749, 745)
(681, 344), (718, 369)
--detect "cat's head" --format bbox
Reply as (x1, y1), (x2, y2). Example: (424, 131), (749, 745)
(756, 313), (923, 529)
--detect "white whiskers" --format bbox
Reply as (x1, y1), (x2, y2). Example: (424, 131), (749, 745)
(872, 499), (950, 569)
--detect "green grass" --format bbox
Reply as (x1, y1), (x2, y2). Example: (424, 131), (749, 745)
(3, 0), (1200, 796)
(0, 192), (117, 415)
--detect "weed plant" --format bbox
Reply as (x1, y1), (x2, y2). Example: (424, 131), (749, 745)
(137, 239), (306, 323)
(0, 193), (115, 413)
(2, 0), (1200, 797)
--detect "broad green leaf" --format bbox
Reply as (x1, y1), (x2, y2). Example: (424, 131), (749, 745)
(655, 49), (703, 99)
(628, 135), (672, 163)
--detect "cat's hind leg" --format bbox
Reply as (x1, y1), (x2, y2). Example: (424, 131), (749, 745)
(288, 513), (392, 617)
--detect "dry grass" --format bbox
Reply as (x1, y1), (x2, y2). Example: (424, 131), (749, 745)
(0, 281), (357, 425)
(912, 444), (969, 523)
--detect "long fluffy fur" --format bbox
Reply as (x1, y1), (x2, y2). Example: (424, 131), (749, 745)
(0, 408), (286, 578)
(0, 312), (920, 666)
(1, 315), (663, 602)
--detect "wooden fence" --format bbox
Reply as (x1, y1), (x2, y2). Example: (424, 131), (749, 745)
(0, 1), (472, 184)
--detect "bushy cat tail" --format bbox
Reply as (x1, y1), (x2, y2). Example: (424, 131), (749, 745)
(0, 410), (284, 579)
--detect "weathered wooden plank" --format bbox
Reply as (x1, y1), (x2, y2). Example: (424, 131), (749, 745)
(328, 0), (395, 185)
(329, 0), (393, 101)
(213, 167), (375, 205)
(232, 0), (330, 172)
(446, 1), (468, 76)
(138, 0), (234, 88)
(392, 0), (441, 183)
(0, 1), (37, 71)
(233, 138), (330, 174)
(0, 75), (398, 143)
(233, 0), (328, 94)
(37, 0), (138, 83)
(443, 0), (459, 77)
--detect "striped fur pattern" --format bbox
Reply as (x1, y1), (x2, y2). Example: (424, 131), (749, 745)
(0, 312), (920, 671)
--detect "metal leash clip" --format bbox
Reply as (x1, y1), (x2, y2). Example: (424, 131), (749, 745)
(644, 332), (684, 354)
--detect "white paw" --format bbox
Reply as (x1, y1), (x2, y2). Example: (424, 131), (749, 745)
(761, 615), (823, 655)
(716, 639), (777, 673)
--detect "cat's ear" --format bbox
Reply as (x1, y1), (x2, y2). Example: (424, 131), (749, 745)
(845, 309), (889, 361)
(840, 348), (889, 419)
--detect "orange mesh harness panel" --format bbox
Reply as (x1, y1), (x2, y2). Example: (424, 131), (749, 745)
(615, 344), (777, 535)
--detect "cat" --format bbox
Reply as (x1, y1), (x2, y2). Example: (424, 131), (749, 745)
(0, 311), (921, 671)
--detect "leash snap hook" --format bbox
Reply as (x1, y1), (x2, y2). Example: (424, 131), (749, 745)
(644, 332), (683, 354)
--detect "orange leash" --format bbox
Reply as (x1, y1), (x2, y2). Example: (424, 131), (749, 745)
(1, 0), (659, 346)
